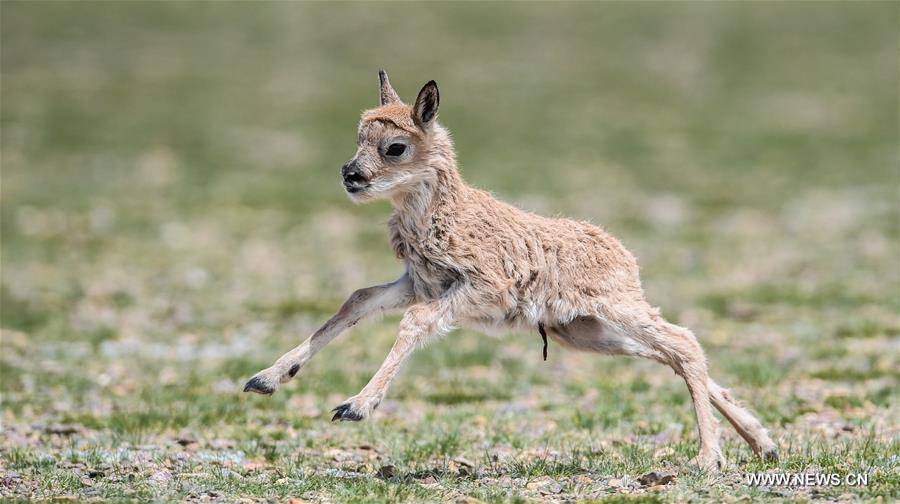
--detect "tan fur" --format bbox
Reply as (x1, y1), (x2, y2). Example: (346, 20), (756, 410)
(245, 71), (777, 469)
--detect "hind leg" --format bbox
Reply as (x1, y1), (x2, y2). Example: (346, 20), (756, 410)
(708, 378), (778, 460)
(648, 321), (725, 469)
(549, 314), (725, 469)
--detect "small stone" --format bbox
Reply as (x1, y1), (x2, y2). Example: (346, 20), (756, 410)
(608, 478), (624, 488)
(574, 474), (593, 485)
(176, 431), (197, 446)
(453, 456), (475, 468)
(148, 470), (172, 484)
(377, 464), (397, 478)
(326, 448), (354, 462)
(526, 476), (562, 494)
(45, 424), (80, 435)
(638, 471), (675, 486)
(219, 469), (242, 479)
(451, 457), (475, 476)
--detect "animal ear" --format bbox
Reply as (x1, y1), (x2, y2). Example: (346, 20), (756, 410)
(413, 80), (440, 130)
(378, 69), (401, 106)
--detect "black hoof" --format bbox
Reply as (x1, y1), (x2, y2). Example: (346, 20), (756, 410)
(331, 403), (364, 422)
(243, 376), (276, 395)
(762, 448), (779, 462)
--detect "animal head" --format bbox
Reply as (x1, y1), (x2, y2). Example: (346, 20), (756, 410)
(341, 70), (452, 203)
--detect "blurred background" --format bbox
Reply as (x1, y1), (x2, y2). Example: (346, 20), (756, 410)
(1, 1), (898, 501)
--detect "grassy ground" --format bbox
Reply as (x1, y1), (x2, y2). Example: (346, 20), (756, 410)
(1, 1), (898, 502)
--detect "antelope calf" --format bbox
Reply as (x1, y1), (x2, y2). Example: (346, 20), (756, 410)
(244, 71), (778, 469)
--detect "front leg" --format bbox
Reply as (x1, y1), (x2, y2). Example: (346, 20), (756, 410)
(332, 300), (452, 421)
(243, 274), (413, 395)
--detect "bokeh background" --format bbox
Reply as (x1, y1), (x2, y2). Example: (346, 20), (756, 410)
(2, 1), (898, 501)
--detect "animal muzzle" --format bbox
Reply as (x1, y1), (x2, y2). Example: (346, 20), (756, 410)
(341, 159), (370, 193)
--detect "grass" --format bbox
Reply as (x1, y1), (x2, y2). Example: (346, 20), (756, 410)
(1, 1), (898, 502)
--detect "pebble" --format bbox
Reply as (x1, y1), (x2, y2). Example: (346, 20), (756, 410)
(377, 464), (398, 478)
(638, 471), (675, 486)
(526, 476), (562, 494)
(148, 470), (172, 484)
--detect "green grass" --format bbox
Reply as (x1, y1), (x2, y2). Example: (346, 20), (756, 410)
(1, 1), (898, 502)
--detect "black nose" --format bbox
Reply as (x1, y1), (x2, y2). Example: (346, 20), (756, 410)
(342, 160), (368, 187)
(341, 159), (357, 178)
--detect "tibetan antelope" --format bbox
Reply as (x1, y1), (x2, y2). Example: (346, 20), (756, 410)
(244, 70), (778, 469)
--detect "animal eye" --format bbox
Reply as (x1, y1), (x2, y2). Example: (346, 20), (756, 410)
(385, 143), (406, 157)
